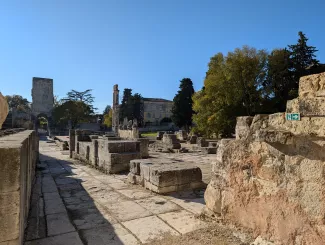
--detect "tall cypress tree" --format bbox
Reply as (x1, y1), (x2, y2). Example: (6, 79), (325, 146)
(119, 88), (132, 122)
(171, 78), (195, 131)
(288, 31), (319, 97)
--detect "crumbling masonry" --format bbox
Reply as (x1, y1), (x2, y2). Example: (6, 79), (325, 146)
(204, 72), (325, 244)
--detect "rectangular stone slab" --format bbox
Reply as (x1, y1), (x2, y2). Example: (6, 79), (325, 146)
(129, 160), (205, 193)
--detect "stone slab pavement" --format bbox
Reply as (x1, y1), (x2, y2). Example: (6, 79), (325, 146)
(24, 136), (209, 245)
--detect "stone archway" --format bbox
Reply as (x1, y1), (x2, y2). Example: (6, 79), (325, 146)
(34, 113), (50, 135)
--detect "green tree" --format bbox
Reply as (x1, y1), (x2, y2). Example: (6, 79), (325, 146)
(193, 46), (268, 137)
(288, 31), (319, 97)
(103, 105), (111, 115)
(263, 48), (293, 112)
(130, 93), (143, 126)
(52, 89), (96, 128)
(171, 78), (195, 131)
(52, 100), (93, 129)
(63, 89), (97, 111)
(5, 95), (30, 111)
(103, 110), (113, 128)
(119, 89), (143, 125)
(119, 88), (133, 121)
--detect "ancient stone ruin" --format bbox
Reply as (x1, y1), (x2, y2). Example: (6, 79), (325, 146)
(31, 77), (54, 118)
(0, 130), (39, 244)
(0, 92), (9, 129)
(70, 130), (142, 173)
(204, 72), (325, 244)
(128, 159), (205, 194)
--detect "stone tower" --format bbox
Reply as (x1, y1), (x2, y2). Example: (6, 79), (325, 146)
(112, 84), (119, 132)
(31, 77), (54, 117)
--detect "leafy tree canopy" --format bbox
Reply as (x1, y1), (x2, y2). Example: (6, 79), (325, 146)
(5, 95), (30, 112)
(193, 46), (268, 137)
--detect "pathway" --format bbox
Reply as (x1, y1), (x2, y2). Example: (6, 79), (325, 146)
(24, 137), (208, 245)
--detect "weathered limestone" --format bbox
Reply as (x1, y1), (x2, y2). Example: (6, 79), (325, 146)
(204, 72), (325, 245)
(112, 84), (119, 133)
(176, 130), (188, 140)
(162, 134), (181, 149)
(118, 127), (139, 139)
(31, 77), (54, 118)
(156, 131), (164, 140)
(216, 139), (234, 162)
(196, 137), (209, 147)
(69, 129), (75, 158)
(188, 135), (197, 144)
(235, 116), (253, 140)
(150, 133), (181, 152)
(0, 130), (39, 245)
(0, 92), (9, 129)
(137, 138), (149, 158)
(128, 159), (205, 193)
(71, 130), (141, 174)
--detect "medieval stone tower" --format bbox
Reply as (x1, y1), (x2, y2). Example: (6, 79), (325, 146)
(112, 84), (119, 132)
(31, 77), (54, 118)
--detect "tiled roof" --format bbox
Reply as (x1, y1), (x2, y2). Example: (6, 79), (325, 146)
(143, 98), (172, 102)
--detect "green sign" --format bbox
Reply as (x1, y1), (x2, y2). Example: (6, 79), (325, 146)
(286, 113), (300, 121)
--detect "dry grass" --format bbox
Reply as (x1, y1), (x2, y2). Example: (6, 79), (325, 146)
(146, 224), (251, 245)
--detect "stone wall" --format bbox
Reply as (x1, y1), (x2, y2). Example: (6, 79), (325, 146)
(70, 130), (141, 174)
(204, 72), (325, 244)
(0, 130), (39, 245)
(118, 128), (139, 139)
(143, 99), (173, 125)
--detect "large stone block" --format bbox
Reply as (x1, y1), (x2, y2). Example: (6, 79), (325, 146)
(0, 92), (9, 129)
(128, 160), (205, 194)
(0, 130), (38, 245)
(299, 72), (325, 98)
(137, 138), (149, 158)
(0, 147), (21, 192)
(108, 152), (141, 173)
(197, 137), (208, 147)
(0, 192), (20, 242)
(235, 116), (253, 140)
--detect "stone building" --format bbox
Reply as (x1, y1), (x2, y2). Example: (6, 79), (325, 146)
(142, 98), (173, 126)
(111, 85), (173, 127)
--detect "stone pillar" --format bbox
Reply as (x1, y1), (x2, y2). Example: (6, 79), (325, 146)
(69, 129), (75, 158)
(92, 140), (99, 167)
(112, 84), (120, 133)
(75, 130), (82, 154)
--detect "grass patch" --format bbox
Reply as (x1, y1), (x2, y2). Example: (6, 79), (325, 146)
(141, 132), (157, 137)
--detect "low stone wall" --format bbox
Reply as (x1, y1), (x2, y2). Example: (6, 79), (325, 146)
(70, 130), (141, 174)
(0, 130), (39, 245)
(118, 128), (139, 139)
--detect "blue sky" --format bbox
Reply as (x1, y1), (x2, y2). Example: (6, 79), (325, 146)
(1, 0), (324, 113)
